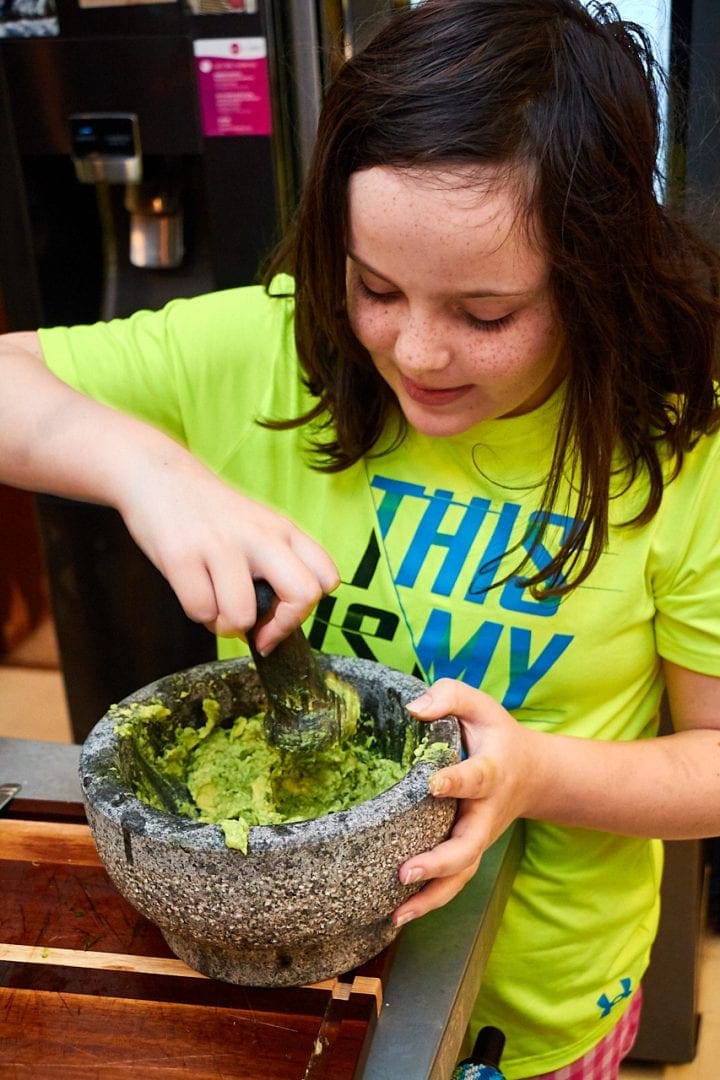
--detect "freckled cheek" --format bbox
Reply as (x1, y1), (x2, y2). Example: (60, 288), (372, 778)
(348, 305), (395, 355)
(496, 322), (561, 380)
(526, 311), (564, 365)
(463, 333), (556, 386)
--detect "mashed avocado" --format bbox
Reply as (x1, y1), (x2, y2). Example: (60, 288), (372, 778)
(112, 696), (439, 854)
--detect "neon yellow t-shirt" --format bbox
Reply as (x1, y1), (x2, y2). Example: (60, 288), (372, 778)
(39, 281), (720, 1077)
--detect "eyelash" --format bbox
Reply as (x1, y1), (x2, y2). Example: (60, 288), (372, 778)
(355, 278), (515, 333)
(462, 311), (515, 333)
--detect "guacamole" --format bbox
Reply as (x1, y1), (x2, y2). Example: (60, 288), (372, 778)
(112, 696), (436, 854)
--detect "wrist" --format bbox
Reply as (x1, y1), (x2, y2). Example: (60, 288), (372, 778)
(515, 726), (565, 821)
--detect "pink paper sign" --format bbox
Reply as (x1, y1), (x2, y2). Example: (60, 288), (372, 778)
(194, 37), (272, 138)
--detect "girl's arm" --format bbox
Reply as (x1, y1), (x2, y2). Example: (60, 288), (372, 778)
(393, 663), (720, 925)
(0, 332), (338, 652)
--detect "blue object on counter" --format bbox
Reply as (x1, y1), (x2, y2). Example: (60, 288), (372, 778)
(452, 1025), (506, 1080)
(452, 1066), (504, 1080)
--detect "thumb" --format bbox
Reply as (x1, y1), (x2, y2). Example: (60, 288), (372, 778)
(407, 677), (498, 723)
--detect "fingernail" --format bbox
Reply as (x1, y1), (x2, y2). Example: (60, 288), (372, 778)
(407, 693), (431, 714)
(401, 867), (424, 885)
(394, 910), (417, 928)
(429, 774), (448, 796)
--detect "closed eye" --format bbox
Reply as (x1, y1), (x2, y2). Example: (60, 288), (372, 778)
(356, 277), (399, 302)
(462, 311), (516, 333)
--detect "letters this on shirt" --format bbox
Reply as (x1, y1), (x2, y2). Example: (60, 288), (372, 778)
(308, 474), (576, 709)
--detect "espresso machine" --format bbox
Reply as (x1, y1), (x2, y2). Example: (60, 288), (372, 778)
(0, 0), (399, 740)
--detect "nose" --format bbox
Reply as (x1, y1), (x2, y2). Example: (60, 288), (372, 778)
(393, 307), (453, 374)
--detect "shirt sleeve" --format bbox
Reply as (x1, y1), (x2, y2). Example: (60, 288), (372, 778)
(38, 283), (299, 471)
(651, 432), (720, 675)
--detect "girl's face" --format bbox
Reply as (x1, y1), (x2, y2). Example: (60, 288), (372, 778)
(346, 165), (566, 437)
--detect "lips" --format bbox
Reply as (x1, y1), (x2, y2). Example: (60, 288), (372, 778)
(399, 375), (474, 406)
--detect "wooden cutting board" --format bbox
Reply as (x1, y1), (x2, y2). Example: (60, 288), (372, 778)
(0, 799), (391, 1079)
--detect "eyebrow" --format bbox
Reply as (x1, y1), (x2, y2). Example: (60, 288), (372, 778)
(347, 251), (532, 300)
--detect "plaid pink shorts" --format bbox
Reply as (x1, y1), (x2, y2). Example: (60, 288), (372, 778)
(521, 988), (643, 1080)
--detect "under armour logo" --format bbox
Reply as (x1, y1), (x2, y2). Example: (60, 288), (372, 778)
(597, 978), (632, 1018)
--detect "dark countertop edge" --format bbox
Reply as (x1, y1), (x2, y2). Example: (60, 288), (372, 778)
(0, 737), (82, 802)
(360, 822), (522, 1080)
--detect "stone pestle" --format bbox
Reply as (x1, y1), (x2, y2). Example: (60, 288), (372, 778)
(248, 579), (358, 752)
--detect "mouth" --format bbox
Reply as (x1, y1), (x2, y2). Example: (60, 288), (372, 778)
(399, 375), (474, 407)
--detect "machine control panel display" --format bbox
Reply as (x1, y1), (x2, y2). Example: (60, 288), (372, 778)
(69, 113), (141, 183)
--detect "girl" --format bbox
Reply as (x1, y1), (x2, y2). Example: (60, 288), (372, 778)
(2, 2), (719, 1076)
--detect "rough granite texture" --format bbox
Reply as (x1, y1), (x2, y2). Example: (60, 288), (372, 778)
(80, 655), (460, 987)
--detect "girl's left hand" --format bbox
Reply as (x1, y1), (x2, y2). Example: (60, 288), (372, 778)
(393, 678), (532, 927)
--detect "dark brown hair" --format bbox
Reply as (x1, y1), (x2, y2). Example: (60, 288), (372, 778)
(264, 0), (720, 594)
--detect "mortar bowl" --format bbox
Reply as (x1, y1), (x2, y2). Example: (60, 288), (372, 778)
(79, 655), (460, 987)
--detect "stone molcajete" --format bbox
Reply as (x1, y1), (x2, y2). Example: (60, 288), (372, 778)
(79, 655), (460, 987)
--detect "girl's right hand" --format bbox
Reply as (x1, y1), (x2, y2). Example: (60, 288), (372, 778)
(115, 444), (339, 654)
(0, 334), (338, 653)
